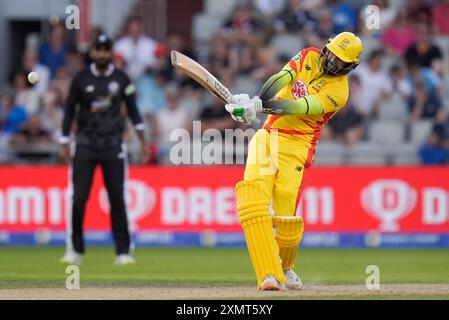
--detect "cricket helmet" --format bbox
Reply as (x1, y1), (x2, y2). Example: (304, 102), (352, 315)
(320, 32), (363, 76)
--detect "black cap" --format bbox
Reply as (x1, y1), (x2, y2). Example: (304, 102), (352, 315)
(93, 34), (113, 51)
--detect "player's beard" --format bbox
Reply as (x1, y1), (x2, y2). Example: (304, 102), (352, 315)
(95, 57), (112, 71)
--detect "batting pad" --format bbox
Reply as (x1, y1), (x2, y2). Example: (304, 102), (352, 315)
(272, 216), (304, 270)
(235, 181), (286, 287)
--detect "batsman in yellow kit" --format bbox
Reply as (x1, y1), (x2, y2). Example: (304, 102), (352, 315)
(225, 32), (363, 290)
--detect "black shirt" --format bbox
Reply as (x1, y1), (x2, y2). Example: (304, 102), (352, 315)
(405, 44), (442, 68)
(62, 63), (143, 148)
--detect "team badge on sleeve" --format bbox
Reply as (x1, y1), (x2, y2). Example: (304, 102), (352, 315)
(125, 84), (136, 96)
(292, 80), (309, 100)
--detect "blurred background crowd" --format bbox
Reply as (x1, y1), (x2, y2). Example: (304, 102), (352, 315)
(1, 0), (449, 165)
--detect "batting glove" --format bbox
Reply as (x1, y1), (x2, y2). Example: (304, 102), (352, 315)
(230, 93), (251, 104)
(225, 96), (262, 125)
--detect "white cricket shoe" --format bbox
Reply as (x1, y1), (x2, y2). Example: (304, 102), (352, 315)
(284, 269), (303, 290)
(60, 250), (81, 265)
(259, 275), (286, 291)
(115, 254), (136, 266)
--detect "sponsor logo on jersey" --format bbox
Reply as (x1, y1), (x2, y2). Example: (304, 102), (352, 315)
(292, 52), (302, 61)
(326, 95), (338, 107)
(305, 64), (312, 71)
(85, 85), (95, 93)
(91, 97), (112, 111)
(312, 80), (327, 92)
(291, 80), (309, 100)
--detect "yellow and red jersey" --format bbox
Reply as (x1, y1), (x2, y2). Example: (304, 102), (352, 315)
(263, 47), (349, 157)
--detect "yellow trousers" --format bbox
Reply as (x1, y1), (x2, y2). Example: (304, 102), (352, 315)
(245, 129), (310, 215)
(235, 129), (308, 287)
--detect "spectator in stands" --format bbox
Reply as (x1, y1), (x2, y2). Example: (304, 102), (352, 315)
(66, 48), (85, 78)
(407, 0), (432, 26)
(329, 0), (356, 34)
(39, 23), (67, 77)
(0, 88), (28, 136)
(353, 50), (392, 118)
(167, 31), (195, 59)
(234, 46), (256, 75)
(382, 11), (416, 56)
(418, 124), (449, 164)
(324, 75), (364, 145)
(209, 34), (233, 77)
(12, 70), (39, 115)
(39, 88), (63, 142)
(22, 47), (50, 96)
(153, 85), (190, 160)
(273, 0), (317, 33)
(409, 79), (442, 122)
(200, 98), (237, 134)
(222, 3), (263, 48)
(50, 66), (71, 102)
(304, 8), (333, 48)
(433, 0), (449, 35)
(390, 64), (413, 100)
(359, 0), (397, 35)
(153, 43), (171, 74)
(114, 16), (157, 82)
(405, 23), (443, 69)
(9, 114), (51, 145)
(136, 69), (169, 116)
(253, 0), (286, 18)
(407, 60), (442, 97)
(315, 8), (334, 39)
(251, 47), (282, 82)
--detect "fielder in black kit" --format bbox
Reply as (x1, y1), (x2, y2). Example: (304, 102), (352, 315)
(59, 34), (148, 266)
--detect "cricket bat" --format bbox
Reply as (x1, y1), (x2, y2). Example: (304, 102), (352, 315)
(170, 50), (233, 104)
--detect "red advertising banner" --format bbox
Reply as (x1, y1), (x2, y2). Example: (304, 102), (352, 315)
(0, 166), (448, 233)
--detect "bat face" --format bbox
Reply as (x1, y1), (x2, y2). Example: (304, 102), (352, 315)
(171, 50), (232, 103)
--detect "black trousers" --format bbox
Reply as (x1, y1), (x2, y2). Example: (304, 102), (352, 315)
(68, 144), (131, 255)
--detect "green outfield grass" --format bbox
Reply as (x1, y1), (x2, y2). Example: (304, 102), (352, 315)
(0, 247), (448, 299)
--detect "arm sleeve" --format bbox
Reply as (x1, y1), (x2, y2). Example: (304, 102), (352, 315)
(123, 76), (144, 131)
(61, 75), (79, 143)
(259, 63), (297, 101)
(261, 95), (324, 115)
(261, 81), (348, 116)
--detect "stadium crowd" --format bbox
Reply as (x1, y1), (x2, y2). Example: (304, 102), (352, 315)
(1, 0), (449, 164)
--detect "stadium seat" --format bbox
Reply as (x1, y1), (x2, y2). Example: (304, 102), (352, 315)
(377, 96), (408, 122)
(314, 142), (346, 165)
(269, 34), (304, 58)
(382, 143), (419, 165)
(346, 142), (388, 166)
(368, 120), (406, 145)
(410, 120), (433, 146)
(192, 14), (224, 42)
(391, 154), (420, 165)
(205, 0), (237, 16)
